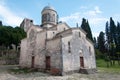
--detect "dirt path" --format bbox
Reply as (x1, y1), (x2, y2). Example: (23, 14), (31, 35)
(0, 65), (120, 80)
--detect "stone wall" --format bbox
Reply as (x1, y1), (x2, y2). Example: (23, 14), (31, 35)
(57, 23), (69, 33)
(46, 38), (62, 74)
(0, 50), (19, 65)
(19, 39), (28, 67)
(34, 31), (46, 68)
(20, 18), (33, 32)
(47, 30), (57, 39)
(62, 35), (77, 73)
(61, 29), (96, 74)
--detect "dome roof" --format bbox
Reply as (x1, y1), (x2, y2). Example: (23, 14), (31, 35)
(42, 5), (55, 11)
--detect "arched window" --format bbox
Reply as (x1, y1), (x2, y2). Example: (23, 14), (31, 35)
(89, 47), (92, 55)
(53, 14), (55, 22)
(79, 32), (81, 37)
(47, 13), (50, 21)
(42, 14), (47, 23)
(42, 15), (44, 23)
(68, 41), (71, 53)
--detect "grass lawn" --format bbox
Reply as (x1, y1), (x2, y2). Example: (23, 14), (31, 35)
(96, 59), (120, 73)
(9, 68), (39, 74)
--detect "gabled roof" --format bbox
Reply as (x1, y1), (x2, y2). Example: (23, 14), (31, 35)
(71, 27), (87, 35)
(58, 22), (71, 28)
(55, 29), (72, 38)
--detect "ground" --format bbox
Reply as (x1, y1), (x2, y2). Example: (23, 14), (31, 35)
(0, 65), (120, 80)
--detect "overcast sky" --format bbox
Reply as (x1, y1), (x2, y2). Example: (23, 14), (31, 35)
(0, 0), (120, 37)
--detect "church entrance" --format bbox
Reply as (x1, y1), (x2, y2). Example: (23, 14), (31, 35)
(31, 56), (35, 68)
(80, 57), (84, 68)
(46, 56), (51, 70)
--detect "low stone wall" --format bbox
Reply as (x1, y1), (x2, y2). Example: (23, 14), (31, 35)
(0, 50), (19, 65)
(0, 59), (6, 64)
(0, 58), (19, 65)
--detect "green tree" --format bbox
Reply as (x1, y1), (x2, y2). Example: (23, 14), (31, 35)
(116, 22), (120, 52)
(109, 18), (117, 64)
(11, 27), (26, 47)
(98, 31), (105, 53)
(81, 18), (93, 41)
(0, 25), (26, 49)
(93, 37), (97, 48)
(105, 21), (110, 45)
(109, 17), (117, 45)
(0, 26), (12, 47)
(105, 17), (119, 65)
(116, 22), (120, 65)
(0, 21), (2, 26)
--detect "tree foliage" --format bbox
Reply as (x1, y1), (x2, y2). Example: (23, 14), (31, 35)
(116, 22), (120, 52)
(81, 18), (93, 42)
(98, 31), (105, 53)
(95, 17), (120, 66)
(93, 37), (97, 48)
(0, 25), (26, 48)
(0, 21), (2, 26)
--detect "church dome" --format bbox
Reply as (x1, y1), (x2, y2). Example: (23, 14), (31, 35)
(42, 5), (55, 12)
(41, 5), (58, 27)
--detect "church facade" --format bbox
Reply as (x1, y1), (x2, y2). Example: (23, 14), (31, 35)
(19, 6), (96, 75)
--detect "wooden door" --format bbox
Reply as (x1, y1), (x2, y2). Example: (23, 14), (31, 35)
(80, 57), (84, 68)
(31, 56), (35, 68)
(46, 56), (50, 70)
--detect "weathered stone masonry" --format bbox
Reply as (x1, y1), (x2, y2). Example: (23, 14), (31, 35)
(19, 5), (96, 75)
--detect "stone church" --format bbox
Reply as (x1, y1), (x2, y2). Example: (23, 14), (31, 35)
(19, 6), (96, 75)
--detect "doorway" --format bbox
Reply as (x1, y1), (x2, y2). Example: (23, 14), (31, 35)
(80, 57), (84, 68)
(46, 56), (51, 70)
(31, 56), (35, 68)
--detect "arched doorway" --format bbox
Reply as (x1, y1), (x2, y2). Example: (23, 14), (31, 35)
(80, 57), (84, 68)
(31, 56), (35, 68)
(46, 56), (51, 70)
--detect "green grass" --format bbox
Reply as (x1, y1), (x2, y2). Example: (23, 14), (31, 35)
(9, 68), (38, 74)
(96, 59), (107, 67)
(96, 59), (120, 73)
(98, 67), (120, 73)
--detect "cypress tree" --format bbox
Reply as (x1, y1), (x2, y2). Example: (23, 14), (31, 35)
(116, 22), (120, 65)
(105, 21), (111, 59)
(0, 21), (2, 26)
(109, 17), (116, 44)
(116, 22), (120, 52)
(81, 18), (93, 42)
(98, 31), (105, 53)
(81, 18), (86, 30)
(86, 20), (93, 41)
(93, 37), (97, 48)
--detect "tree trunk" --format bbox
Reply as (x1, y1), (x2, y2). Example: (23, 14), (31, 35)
(106, 61), (109, 67)
(118, 55), (120, 65)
